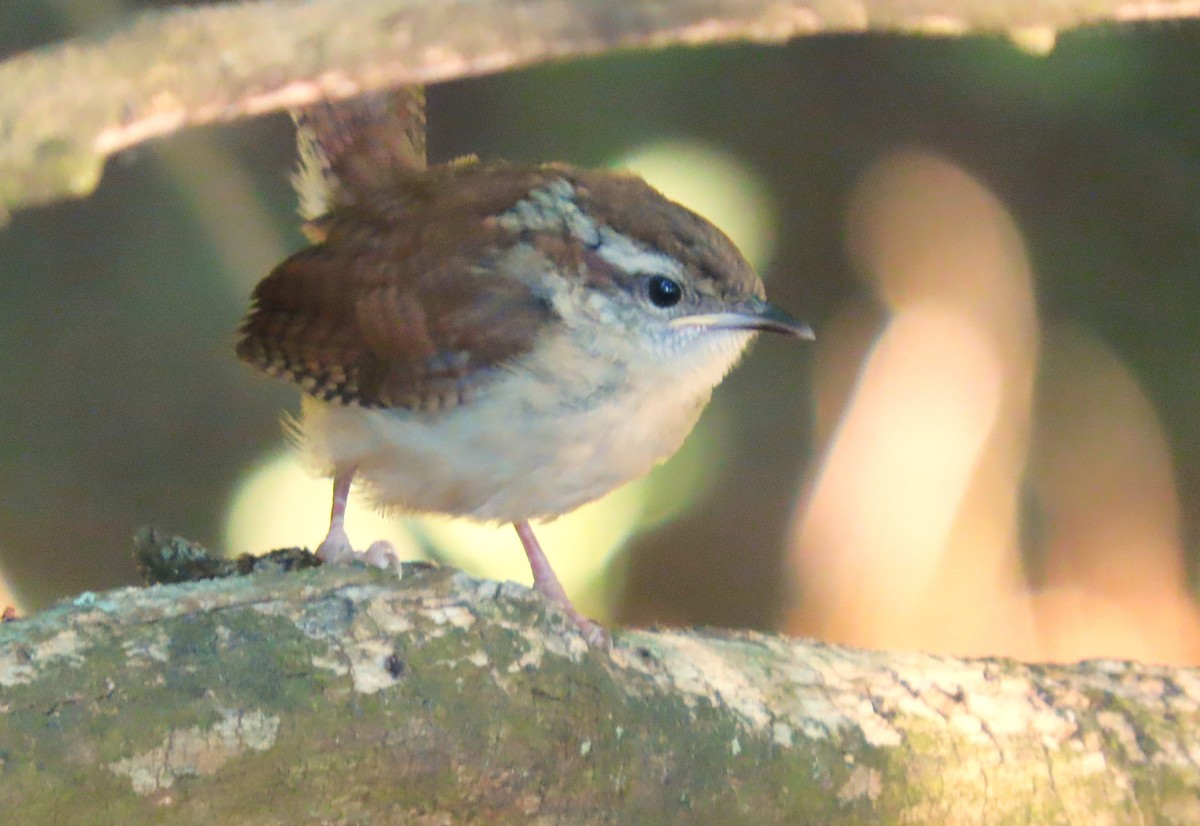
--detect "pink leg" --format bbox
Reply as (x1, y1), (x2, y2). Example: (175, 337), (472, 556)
(316, 466), (398, 568)
(315, 466), (355, 563)
(514, 521), (609, 647)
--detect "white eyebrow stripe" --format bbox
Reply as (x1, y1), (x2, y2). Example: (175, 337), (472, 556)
(497, 178), (682, 278)
(594, 226), (682, 278)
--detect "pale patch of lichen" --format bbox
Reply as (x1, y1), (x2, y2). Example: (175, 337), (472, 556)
(108, 709), (281, 794)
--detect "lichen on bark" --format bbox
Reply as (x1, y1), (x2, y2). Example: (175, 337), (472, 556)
(1, 565), (1197, 822)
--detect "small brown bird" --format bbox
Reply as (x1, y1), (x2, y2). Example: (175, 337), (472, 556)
(237, 94), (810, 644)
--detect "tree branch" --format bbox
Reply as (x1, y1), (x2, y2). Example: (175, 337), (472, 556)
(1, 0), (1198, 218)
(1, 564), (1197, 822)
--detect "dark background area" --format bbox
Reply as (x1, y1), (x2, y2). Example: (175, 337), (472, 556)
(2, 2), (1198, 661)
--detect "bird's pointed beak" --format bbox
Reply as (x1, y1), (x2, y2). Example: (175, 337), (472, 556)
(669, 298), (815, 340)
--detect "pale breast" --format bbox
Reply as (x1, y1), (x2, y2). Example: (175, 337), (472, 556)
(293, 326), (753, 524)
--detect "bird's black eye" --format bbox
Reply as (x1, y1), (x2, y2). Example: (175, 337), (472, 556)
(647, 275), (682, 308)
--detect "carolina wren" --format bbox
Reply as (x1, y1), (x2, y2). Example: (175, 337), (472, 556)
(237, 97), (810, 645)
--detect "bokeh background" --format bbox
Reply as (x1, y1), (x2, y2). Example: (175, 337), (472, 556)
(2, 2), (1199, 665)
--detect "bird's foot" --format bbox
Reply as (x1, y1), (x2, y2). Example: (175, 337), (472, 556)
(570, 614), (611, 649)
(513, 520), (611, 648)
(316, 525), (400, 569)
(531, 588), (610, 647)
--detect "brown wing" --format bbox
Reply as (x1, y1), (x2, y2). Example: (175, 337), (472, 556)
(236, 194), (557, 412)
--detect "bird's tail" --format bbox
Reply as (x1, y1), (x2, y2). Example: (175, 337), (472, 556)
(290, 87), (427, 230)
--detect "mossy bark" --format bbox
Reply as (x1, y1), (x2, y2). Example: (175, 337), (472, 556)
(1, 565), (1197, 823)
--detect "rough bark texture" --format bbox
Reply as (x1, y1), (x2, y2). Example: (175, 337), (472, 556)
(1, 564), (1197, 823)
(2, 0), (1200, 218)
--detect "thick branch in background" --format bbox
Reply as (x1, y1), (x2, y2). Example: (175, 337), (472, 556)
(1, 566), (1198, 822)
(1, 0), (1200, 218)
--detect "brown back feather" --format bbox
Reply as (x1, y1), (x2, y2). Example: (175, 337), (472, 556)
(237, 162), (564, 412)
